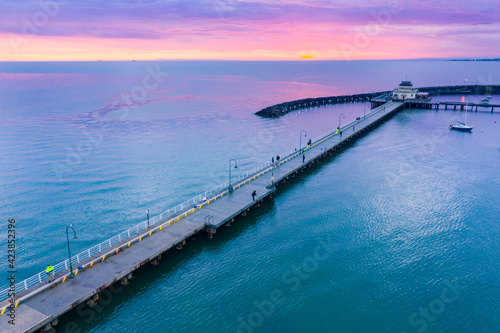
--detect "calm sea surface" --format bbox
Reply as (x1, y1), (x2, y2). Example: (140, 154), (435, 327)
(0, 61), (499, 332)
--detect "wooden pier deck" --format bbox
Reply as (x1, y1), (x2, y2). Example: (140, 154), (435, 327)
(371, 97), (500, 112)
(0, 101), (405, 333)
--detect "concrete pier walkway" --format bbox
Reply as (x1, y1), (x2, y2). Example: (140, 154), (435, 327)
(0, 101), (404, 333)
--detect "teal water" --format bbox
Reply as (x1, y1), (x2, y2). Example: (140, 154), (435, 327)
(55, 108), (500, 333)
(0, 61), (499, 332)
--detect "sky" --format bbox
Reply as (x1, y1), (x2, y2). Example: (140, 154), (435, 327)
(0, 0), (499, 61)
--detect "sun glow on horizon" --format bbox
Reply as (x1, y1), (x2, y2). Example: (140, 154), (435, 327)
(1, 1), (499, 61)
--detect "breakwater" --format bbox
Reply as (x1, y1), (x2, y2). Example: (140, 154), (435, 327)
(256, 85), (500, 118)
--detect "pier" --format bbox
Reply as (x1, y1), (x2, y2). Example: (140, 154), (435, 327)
(0, 101), (405, 333)
(371, 98), (500, 112)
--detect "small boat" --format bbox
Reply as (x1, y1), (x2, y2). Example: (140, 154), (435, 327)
(479, 98), (489, 104)
(449, 121), (473, 131)
(450, 101), (473, 132)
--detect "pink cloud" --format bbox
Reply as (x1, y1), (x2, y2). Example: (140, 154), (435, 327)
(1, 0), (499, 60)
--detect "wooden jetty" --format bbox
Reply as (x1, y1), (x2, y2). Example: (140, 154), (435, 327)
(371, 98), (500, 112)
(1, 101), (405, 333)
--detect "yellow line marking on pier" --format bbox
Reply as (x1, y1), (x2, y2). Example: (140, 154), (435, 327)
(62, 276), (67, 283)
(1, 307), (6, 315)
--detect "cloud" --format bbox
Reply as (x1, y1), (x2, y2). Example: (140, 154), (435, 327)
(0, 0), (499, 60)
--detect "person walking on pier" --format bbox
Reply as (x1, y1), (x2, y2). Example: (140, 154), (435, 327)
(302, 154), (305, 164)
(272, 157), (274, 165)
(252, 190), (257, 201)
(276, 155), (280, 165)
(46, 264), (54, 282)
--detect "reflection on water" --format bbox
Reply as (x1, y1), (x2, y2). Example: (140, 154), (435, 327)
(0, 61), (499, 332)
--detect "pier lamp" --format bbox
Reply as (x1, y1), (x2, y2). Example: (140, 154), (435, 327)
(66, 225), (78, 277)
(228, 159), (238, 193)
(338, 113), (345, 129)
(300, 130), (307, 154)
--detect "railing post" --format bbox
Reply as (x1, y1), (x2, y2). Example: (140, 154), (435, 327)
(128, 230), (130, 238)
(118, 234), (121, 242)
(109, 239), (112, 247)
(39, 273), (42, 283)
(65, 260), (68, 270)
(24, 280), (28, 290)
(88, 249), (91, 258)
(99, 244), (102, 252)
(77, 254), (80, 263)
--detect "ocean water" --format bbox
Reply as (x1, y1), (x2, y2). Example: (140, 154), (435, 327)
(0, 61), (499, 332)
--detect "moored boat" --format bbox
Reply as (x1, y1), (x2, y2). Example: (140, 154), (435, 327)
(450, 101), (473, 132)
(449, 122), (473, 131)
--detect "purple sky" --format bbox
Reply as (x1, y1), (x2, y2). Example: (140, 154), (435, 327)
(1, 0), (499, 60)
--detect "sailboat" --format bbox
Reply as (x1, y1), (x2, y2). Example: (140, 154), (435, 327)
(450, 101), (473, 131)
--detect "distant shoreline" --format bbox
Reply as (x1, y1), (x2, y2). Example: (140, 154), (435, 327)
(447, 58), (500, 62)
(255, 85), (500, 118)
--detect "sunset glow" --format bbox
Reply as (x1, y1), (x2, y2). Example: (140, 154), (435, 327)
(1, 0), (499, 61)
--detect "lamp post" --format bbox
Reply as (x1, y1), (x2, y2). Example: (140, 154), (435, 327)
(299, 130), (307, 154)
(338, 113), (345, 129)
(66, 225), (77, 276)
(146, 209), (150, 228)
(228, 159), (238, 192)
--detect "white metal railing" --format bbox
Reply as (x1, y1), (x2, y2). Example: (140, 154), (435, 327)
(0, 105), (391, 303)
(0, 135), (305, 302)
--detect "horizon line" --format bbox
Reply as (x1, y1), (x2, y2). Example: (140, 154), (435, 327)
(1, 57), (498, 63)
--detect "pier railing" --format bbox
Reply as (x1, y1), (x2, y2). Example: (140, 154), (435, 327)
(0, 135), (323, 302)
(0, 102), (395, 303)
